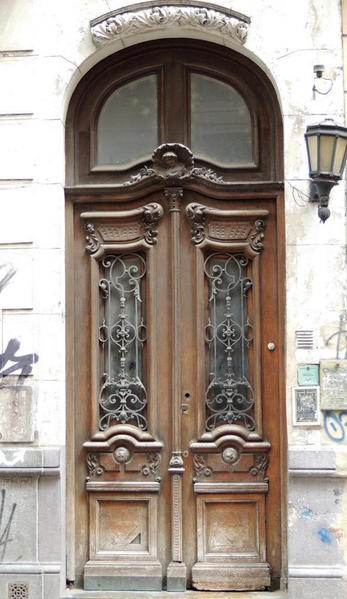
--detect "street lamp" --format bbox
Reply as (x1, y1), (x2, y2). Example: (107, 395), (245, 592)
(305, 118), (347, 222)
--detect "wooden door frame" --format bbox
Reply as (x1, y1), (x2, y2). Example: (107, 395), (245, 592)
(65, 38), (287, 591)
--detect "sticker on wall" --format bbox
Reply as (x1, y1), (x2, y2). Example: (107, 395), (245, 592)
(292, 386), (320, 426)
(320, 359), (347, 410)
(297, 364), (319, 386)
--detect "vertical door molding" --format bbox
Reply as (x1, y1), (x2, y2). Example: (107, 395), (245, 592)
(164, 187), (187, 591)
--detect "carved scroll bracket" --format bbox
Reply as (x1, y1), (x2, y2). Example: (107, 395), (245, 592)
(185, 202), (270, 253)
(91, 2), (250, 47)
(81, 202), (164, 254)
(124, 143), (223, 188)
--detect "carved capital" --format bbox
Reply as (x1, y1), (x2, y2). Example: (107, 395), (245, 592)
(164, 187), (183, 212)
(142, 202), (164, 244)
(91, 3), (250, 47)
(168, 451), (185, 473)
(84, 223), (100, 254)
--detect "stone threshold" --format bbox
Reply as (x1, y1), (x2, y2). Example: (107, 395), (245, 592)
(62, 591), (287, 599)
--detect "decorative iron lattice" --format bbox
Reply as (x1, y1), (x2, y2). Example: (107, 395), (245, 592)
(204, 253), (255, 431)
(98, 254), (148, 430)
(8, 583), (29, 599)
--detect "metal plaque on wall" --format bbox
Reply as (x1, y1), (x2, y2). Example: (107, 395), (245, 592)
(297, 364), (319, 386)
(320, 359), (347, 410)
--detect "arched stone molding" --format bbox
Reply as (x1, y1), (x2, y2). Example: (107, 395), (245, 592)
(90, 1), (250, 47)
(63, 3), (283, 124)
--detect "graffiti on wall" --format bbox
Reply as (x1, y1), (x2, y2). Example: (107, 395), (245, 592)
(323, 311), (347, 443)
(0, 263), (38, 385)
(323, 411), (347, 443)
(0, 339), (38, 384)
(0, 489), (16, 562)
(0, 263), (16, 294)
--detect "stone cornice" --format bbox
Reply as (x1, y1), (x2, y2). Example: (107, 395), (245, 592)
(90, 1), (250, 46)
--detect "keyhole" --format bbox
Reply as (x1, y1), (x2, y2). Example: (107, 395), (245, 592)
(185, 392), (190, 399)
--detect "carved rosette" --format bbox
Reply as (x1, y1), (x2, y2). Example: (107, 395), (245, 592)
(91, 4), (250, 46)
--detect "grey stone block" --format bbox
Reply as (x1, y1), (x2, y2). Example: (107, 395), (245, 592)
(288, 446), (336, 470)
(0, 476), (37, 562)
(288, 477), (345, 567)
(0, 448), (42, 469)
(38, 476), (61, 562)
(44, 573), (61, 599)
(0, 384), (35, 443)
(288, 577), (344, 599)
(43, 448), (60, 469)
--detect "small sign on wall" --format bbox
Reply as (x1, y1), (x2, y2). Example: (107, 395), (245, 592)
(297, 364), (319, 386)
(320, 359), (347, 410)
(292, 386), (320, 426)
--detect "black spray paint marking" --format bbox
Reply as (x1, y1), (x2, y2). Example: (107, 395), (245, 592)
(0, 489), (16, 562)
(325, 311), (347, 359)
(0, 338), (39, 384)
(0, 263), (17, 294)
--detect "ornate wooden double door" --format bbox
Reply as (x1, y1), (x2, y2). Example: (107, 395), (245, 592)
(71, 174), (283, 593)
(67, 40), (284, 594)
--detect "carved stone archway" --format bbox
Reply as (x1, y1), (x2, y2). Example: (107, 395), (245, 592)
(90, 1), (251, 48)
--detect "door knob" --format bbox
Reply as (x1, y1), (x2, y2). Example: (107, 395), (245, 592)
(267, 342), (275, 351)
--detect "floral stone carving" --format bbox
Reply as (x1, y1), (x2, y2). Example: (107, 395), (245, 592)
(91, 4), (250, 46)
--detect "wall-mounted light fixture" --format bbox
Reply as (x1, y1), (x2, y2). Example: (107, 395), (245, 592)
(312, 64), (333, 99)
(305, 118), (347, 222)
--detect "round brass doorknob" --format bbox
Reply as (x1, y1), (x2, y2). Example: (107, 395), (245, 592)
(267, 342), (275, 351)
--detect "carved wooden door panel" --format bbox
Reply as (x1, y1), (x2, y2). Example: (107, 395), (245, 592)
(73, 175), (282, 592)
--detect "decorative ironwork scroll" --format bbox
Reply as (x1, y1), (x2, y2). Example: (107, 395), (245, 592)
(204, 252), (255, 431)
(98, 253), (148, 430)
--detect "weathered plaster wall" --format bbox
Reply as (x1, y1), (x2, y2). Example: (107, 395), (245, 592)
(0, 1), (346, 598)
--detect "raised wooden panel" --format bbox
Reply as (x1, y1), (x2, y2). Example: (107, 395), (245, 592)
(196, 494), (265, 562)
(192, 491), (270, 590)
(90, 493), (157, 561)
(97, 499), (148, 554)
(85, 491), (162, 590)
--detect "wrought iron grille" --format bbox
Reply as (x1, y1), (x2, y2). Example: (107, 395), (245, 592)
(204, 253), (255, 431)
(98, 253), (148, 430)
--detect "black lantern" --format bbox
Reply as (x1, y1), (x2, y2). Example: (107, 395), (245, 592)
(305, 118), (347, 222)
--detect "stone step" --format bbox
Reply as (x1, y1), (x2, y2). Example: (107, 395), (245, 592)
(62, 591), (287, 599)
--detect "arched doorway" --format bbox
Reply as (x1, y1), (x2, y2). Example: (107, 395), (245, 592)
(65, 39), (286, 592)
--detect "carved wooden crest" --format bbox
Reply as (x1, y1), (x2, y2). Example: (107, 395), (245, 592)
(125, 143), (223, 186)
